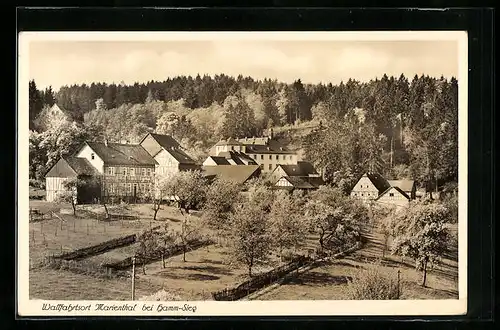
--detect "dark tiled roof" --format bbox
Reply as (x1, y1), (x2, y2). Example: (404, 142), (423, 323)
(365, 172), (391, 192)
(280, 176), (316, 189)
(279, 161), (319, 177)
(168, 148), (197, 164)
(237, 137), (270, 145)
(64, 157), (100, 175)
(147, 133), (181, 149)
(244, 143), (296, 155)
(277, 175), (324, 189)
(376, 186), (411, 201)
(202, 165), (261, 184)
(388, 180), (415, 192)
(215, 137), (243, 146)
(207, 156), (231, 165)
(145, 133), (197, 164)
(217, 151), (257, 165)
(86, 142), (157, 166)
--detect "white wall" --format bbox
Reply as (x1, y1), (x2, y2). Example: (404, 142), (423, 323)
(202, 157), (217, 166)
(154, 149), (180, 176)
(351, 176), (379, 201)
(45, 177), (69, 202)
(376, 187), (410, 208)
(76, 144), (104, 174)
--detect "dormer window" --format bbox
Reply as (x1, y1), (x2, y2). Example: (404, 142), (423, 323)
(91, 153), (95, 160)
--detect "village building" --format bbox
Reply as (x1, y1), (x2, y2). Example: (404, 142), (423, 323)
(34, 103), (72, 131)
(45, 133), (198, 203)
(375, 186), (411, 209)
(73, 140), (158, 203)
(387, 179), (417, 199)
(350, 172), (391, 202)
(350, 172), (416, 208)
(139, 133), (200, 175)
(45, 156), (100, 203)
(210, 135), (298, 173)
(202, 165), (261, 185)
(203, 150), (257, 166)
(271, 161), (324, 191)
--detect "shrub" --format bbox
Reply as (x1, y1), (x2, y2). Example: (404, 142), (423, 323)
(344, 267), (401, 300)
(29, 179), (45, 189)
(139, 289), (182, 301)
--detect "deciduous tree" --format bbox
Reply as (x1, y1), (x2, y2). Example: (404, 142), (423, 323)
(389, 199), (450, 287)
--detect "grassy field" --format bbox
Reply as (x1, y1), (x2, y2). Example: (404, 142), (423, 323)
(29, 268), (164, 301)
(28, 200), (459, 301)
(28, 201), (194, 264)
(255, 221), (459, 300)
(28, 200), (288, 300)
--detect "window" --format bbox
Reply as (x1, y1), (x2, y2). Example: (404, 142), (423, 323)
(276, 155), (279, 160)
(231, 146), (234, 150)
(260, 155), (264, 160)
(269, 164), (272, 170)
(130, 168), (135, 176)
(127, 183), (132, 193)
(91, 153), (95, 160)
(142, 168), (146, 176)
(147, 168), (151, 176)
(122, 167), (126, 176)
(106, 167), (113, 175)
(389, 193), (394, 197)
(361, 193), (364, 196)
(269, 155), (272, 160)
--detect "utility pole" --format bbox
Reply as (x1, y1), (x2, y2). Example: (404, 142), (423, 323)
(397, 270), (401, 299)
(390, 135), (394, 169)
(131, 256), (136, 301)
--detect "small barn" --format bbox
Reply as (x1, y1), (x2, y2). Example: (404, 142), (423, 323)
(45, 156), (100, 203)
(375, 186), (411, 209)
(388, 179), (417, 199)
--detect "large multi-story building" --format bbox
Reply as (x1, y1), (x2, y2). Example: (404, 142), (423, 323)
(210, 136), (298, 173)
(45, 133), (198, 203)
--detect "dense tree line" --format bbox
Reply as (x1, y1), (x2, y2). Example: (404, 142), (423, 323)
(29, 73), (458, 194)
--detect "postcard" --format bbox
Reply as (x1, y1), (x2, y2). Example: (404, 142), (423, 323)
(18, 30), (467, 316)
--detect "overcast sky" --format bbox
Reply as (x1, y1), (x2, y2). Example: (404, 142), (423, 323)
(29, 40), (458, 91)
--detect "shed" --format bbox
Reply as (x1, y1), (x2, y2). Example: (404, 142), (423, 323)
(45, 156), (100, 203)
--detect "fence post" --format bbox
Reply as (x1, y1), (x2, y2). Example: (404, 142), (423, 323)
(397, 270), (401, 299)
(131, 256), (136, 301)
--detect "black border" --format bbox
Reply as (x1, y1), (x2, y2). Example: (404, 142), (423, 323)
(12, 6), (495, 327)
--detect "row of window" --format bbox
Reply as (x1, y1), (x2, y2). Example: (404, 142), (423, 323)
(352, 192), (396, 197)
(105, 166), (153, 177)
(259, 164), (277, 171)
(105, 182), (153, 194)
(250, 154), (294, 161)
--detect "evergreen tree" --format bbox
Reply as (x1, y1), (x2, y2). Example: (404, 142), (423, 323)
(29, 80), (44, 129)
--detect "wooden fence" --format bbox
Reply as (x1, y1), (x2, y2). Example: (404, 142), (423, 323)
(54, 234), (137, 261)
(212, 255), (313, 301)
(104, 238), (213, 270)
